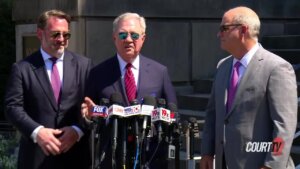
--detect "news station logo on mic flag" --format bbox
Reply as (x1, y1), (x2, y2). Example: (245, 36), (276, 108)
(151, 108), (171, 123)
(124, 104), (141, 117)
(140, 105), (154, 116)
(92, 105), (108, 118)
(108, 105), (124, 117)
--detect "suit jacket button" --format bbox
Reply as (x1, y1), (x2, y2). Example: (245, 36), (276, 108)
(224, 119), (229, 124)
(221, 141), (224, 145)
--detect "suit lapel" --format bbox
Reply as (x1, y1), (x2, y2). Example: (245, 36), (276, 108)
(137, 56), (148, 100)
(31, 51), (58, 109)
(111, 56), (128, 105)
(220, 58), (233, 118)
(60, 51), (76, 104)
(228, 48), (264, 115)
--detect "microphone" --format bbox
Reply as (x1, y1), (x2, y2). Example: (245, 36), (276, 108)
(188, 117), (197, 159)
(109, 93), (123, 168)
(167, 103), (178, 141)
(155, 98), (167, 142)
(110, 93), (123, 138)
(168, 103), (178, 123)
(141, 96), (156, 140)
(91, 98), (109, 119)
(167, 103), (179, 161)
(130, 99), (140, 145)
(90, 98), (109, 169)
(151, 99), (171, 123)
(124, 101), (141, 117)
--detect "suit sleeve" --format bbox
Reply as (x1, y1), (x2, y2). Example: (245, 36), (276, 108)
(162, 67), (177, 104)
(264, 61), (297, 168)
(4, 63), (40, 138)
(201, 80), (216, 156)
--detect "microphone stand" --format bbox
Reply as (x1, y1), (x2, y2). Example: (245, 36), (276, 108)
(141, 115), (149, 169)
(90, 118), (97, 169)
(122, 117), (127, 169)
(131, 99), (140, 169)
(186, 118), (197, 169)
(112, 117), (118, 169)
(173, 123), (181, 169)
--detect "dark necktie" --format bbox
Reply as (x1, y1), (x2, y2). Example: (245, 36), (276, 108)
(125, 63), (136, 102)
(227, 61), (241, 113)
(49, 57), (61, 103)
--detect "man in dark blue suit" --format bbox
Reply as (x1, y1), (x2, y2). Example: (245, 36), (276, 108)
(82, 12), (177, 169)
(4, 10), (91, 169)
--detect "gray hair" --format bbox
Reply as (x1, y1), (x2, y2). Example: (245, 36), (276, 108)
(232, 7), (260, 40)
(112, 12), (146, 33)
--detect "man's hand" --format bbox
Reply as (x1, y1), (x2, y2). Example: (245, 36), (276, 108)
(200, 155), (214, 169)
(58, 126), (79, 153)
(36, 128), (62, 156)
(260, 166), (271, 169)
(81, 97), (96, 120)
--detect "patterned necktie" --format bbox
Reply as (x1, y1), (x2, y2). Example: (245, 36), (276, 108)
(227, 61), (241, 113)
(49, 57), (61, 103)
(125, 63), (137, 102)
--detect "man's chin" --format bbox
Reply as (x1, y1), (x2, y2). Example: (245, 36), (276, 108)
(53, 49), (65, 57)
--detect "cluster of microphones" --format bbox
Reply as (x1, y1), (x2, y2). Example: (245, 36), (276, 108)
(89, 93), (180, 168)
(90, 93), (178, 126)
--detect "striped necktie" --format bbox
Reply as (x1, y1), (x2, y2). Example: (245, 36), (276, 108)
(125, 63), (136, 102)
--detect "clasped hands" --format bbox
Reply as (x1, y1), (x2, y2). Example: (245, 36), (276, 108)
(36, 126), (78, 156)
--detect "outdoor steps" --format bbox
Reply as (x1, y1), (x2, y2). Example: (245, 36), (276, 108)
(175, 79), (212, 161)
(261, 35), (300, 49)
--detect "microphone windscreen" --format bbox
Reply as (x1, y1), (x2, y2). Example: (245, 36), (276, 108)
(157, 98), (166, 107)
(130, 99), (139, 105)
(182, 120), (190, 132)
(168, 103), (178, 112)
(100, 98), (110, 105)
(188, 117), (197, 123)
(110, 93), (123, 105)
(143, 96), (157, 107)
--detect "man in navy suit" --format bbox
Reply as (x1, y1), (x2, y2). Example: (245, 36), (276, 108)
(82, 12), (177, 168)
(4, 10), (91, 169)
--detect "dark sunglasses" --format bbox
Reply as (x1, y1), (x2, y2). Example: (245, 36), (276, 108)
(118, 32), (140, 40)
(50, 31), (71, 39)
(219, 24), (242, 32)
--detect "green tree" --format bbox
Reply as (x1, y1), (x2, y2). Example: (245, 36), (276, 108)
(0, 0), (15, 121)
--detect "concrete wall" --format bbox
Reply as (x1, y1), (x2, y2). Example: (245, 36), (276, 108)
(12, 0), (300, 83)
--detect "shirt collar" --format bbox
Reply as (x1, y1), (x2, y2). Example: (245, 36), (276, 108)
(117, 54), (140, 71)
(233, 43), (259, 68)
(40, 47), (64, 62)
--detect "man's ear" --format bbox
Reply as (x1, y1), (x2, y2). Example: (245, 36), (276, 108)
(37, 28), (43, 40)
(241, 25), (247, 34)
(142, 34), (146, 41)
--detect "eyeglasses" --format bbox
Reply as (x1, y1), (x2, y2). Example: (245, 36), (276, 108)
(118, 32), (140, 40)
(50, 31), (71, 40)
(219, 24), (242, 32)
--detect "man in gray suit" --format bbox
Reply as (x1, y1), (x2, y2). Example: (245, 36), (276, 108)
(200, 6), (297, 169)
(82, 12), (177, 169)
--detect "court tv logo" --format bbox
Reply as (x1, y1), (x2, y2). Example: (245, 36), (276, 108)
(245, 137), (284, 156)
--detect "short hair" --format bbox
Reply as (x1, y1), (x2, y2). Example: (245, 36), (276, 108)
(37, 9), (71, 29)
(231, 7), (260, 40)
(112, 12), (146, 34)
